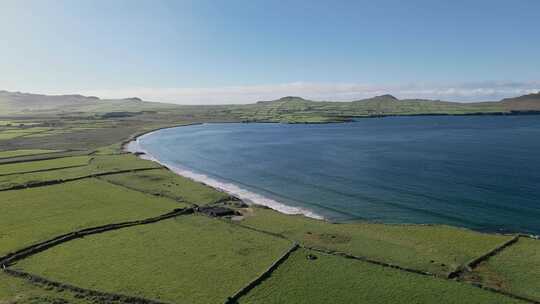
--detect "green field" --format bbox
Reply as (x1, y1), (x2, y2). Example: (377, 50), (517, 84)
(0, 131), (31, 140)
(0, 127), (53, 140)
(0, 150), (87, 164)
(15, 215), (292, 304)
(239, 207), (513, 276)
(0, 154), (161, 190)
(88, 154), (161, 171)
(0, 178), (184, 256)
(0, 272), (93, 304)
(0, 155), (90, 176)
(466, 237), (540, 301)
(0, 120), (40, 126)
(99, 168), (229, 205)
(0, 120), (16, 126)
(238, 248), (525, 304)
(0, 149), (59, 159)
(20, 126), (107, 138)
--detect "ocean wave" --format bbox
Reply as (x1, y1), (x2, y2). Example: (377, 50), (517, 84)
(125, 137), (324, 220)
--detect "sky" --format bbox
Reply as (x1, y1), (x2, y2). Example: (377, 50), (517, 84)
(1, 0), (539, 104)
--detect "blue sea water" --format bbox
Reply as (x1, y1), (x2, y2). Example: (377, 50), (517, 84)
(135, 116), (540, 235)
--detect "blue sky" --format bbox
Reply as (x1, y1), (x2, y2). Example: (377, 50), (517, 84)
(1, 0), (539, 104)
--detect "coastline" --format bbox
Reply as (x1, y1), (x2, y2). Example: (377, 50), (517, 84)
(120, 122), (204, 152)
(124, 126), (325, 220)
(123, 123), (539, 239)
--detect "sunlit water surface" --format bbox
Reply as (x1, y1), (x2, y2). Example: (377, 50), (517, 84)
(134, 116), (540, 235)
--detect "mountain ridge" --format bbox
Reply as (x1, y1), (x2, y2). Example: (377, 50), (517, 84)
(1, 89), (539, 119)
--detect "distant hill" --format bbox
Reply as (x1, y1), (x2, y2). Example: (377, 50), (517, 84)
(255, 96), (313, 107)
(1, 89), (539, 122)
(0, 91), (99, 112)
(243, 92), (540, 122)
(500, 92), (540, 111)
(356, 94), (399, 102)
(0, 90), (177, 115)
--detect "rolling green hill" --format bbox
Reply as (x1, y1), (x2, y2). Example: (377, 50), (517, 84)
(222, 93), (540, 123)
(0, 90), (177, 116)
(1, 89), (539, 123)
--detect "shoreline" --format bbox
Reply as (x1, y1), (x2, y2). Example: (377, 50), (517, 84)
(123, 123), (539, 239)
(124, 126), (325, 220)
(117, 111), (540, 146)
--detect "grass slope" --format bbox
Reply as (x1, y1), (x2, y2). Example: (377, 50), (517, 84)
(0, 154), (161, 190)
(238, 248), (525, 304)
(0, 128), (52, 140)
(0, 272), (93, 304)
(0, 155), (90, 175)
(15, 215), (292, 304)
(99, 169), (229, 205)
(466, 237), (540, 301)
(239, 207), (512, 275)
(2, 90), (540, 123)
(88, 154), (161, 171)
(0, 149), (59, 159)
(0, 150), (87, 165)
(0, 178), (184, 256)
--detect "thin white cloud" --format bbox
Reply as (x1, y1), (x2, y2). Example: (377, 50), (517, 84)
(38, 81), (540, 105)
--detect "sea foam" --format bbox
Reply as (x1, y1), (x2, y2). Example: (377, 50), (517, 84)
(125, 135), (324, 220)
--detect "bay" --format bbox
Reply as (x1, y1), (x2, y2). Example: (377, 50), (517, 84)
(134, 115), (540, 235)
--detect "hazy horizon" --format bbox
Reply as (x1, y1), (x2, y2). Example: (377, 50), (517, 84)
(2, 83), (540, 106)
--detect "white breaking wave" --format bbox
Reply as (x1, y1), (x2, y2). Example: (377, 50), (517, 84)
(125, 135), (324, 220)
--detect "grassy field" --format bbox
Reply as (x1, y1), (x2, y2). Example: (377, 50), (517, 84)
(0, 154), (161, 190)
(0, 150), (87, 165)
(88, 154), (161, 171)
(0, 131), (34, 140)
(0, 127), (53, 139)
(238, 207), (513, 276)
(99, 168), (229, 205)
(0, 149), (59, 159)
(0, 118), (150, 151)
(0, 120), (41, 126)
(0, 155), (90, 175)
(15, 215), (292, 304)
(466, 237), (540, 301)
(0, 178), (184, 257)
(0, 272), (93, 304)
(238, 248), (525, 304)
